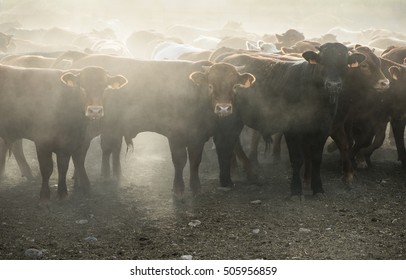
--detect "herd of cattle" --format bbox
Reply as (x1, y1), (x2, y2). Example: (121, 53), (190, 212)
(0, 21), (405, 201)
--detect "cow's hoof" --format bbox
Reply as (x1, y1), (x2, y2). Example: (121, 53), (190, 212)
(271, 155), (281, 163)
(341, 173), (354, 185)
(58, 191), (68, 200)
(247, 173), (261, 185)
(39, 189), (51, 201)
(286, 194), (304, 203)
(221, 181), (236, 188)
(313, 192), (326, 200)
(191, 188), (201, 198)
(172, 189), (185, 202)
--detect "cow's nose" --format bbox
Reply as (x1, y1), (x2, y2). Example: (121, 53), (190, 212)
(376, 78), (390, 91)
(86, 106), (104, 119)
(325, 80), (343, 93)
(214, 103), (233, 117)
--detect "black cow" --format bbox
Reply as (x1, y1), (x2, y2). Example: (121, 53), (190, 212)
(0, 65), (127, 200)
(328, 45), (390, 181)
(381, 48), (406, 168)
(221, 43), (366, 197)
(63, 54), (255, 198)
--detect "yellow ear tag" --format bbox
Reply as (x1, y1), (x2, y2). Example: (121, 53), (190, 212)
(66, 80), (75, 87)
(309, 59), (317, 65)
(349, 61), (359, 68)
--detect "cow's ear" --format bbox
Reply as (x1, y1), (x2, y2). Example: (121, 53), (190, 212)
(246, 41), (258, 51)
(108, 75), (128, 89)
(237, 73), (256, 88)
(348, 52), (366, 68)
(389, 66), (401, 81)
(275, 34), (283, 42)
(303, 51), (319, 64)
(61, 72), (79, 87)
(189, 71), (207, 86)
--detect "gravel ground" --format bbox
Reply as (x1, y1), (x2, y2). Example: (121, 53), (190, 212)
(0, 132), (405, 260)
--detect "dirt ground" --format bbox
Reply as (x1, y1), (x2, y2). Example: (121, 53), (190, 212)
(0, 132), (405, 260)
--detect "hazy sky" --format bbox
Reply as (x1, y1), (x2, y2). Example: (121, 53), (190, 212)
(0, 0), (404, 38)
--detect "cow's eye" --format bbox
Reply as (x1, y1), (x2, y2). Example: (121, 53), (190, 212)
(208, 84), (214, 92)
(233, 85), (239, 91)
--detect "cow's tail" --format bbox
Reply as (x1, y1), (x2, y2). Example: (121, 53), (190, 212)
(51, 50), (89, 69)
(264, 135), (272, 154)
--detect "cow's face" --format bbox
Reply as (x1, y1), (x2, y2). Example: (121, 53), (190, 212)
(303, 42), (366, 104)
(351, 46), (390, 92)
(388, 65), (406, 99)
(189, 63), (255, 117)
(61, 66), (127, 119)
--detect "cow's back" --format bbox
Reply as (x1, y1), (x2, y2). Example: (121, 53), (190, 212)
(72, 55), (214, 140)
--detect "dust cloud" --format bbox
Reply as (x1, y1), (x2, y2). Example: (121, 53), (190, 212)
(0, 0), (404, 39)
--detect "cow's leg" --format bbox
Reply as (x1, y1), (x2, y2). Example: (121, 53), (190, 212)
(357, 121), (388, 167)
(0, 138), (7, 178)
(352, 124), (374, 168)
(234, 138), (258, 183)
(56, 152), (70, 200)
(111, 138), (123, 184)
(187, 142), (205, 196)
(391, 119), (406, 168)
(309, 135), (327, 195)
(272, 132), (283, 162)
(71, 140), (91, 192)
(284, 132), (303, 196)
(36, 146), (53, 200)
(101, 151), (111, 180)
(100, 134), (122, 181)
(168, 138), (187, 197)
(248, 128), (261, 166)
(330, 125), (354, 184)
(214, 133), (241, 188)
(12, 139), (34, 181)
(303, 145), (312, 187)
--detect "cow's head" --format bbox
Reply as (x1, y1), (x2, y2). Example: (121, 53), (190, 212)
(189, 63), (256, 117)
(388, 65), (406, 98)
(350, 45), (390, 92)
(61, 66), (128, 119)
(303, 42), (366, 104)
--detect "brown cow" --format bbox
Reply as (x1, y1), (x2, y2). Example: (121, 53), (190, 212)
(274, 29), (305, 49)
(0, 53), (74, 181)
(328, 46), (390, 183)
(0, 54), (71, 69)
(0, 65), (127, 200)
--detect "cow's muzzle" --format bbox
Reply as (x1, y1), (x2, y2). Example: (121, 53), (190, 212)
(374, 78), (390, 92)
(325, 80), (342, 104)
(85, 106), (104, 119)
(214, 103), (233, 117)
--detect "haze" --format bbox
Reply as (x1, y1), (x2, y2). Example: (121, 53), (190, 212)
(0, 0), (404, 39)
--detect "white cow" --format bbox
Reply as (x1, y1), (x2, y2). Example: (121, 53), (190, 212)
(246, 40), (278, 53)
(151, 42), (205, 60)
